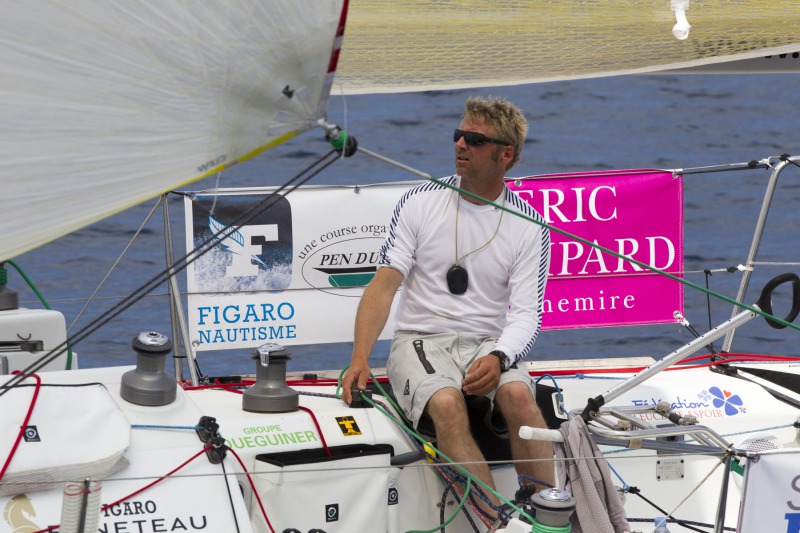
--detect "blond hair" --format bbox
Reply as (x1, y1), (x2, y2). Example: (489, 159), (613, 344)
(463, 96), (528, 170)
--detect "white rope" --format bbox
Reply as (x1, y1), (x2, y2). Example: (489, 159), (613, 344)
(664, 456), (724, 523)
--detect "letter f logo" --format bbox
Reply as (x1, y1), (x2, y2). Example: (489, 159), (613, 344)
(209, 214), (279, 277)
(224, 224), (279, 277)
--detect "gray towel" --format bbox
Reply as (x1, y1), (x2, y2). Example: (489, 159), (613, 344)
(554, 415), (631, 533)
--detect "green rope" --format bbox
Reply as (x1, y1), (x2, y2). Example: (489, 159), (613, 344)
(336, 367), (535, 523)
(5, 260), (74, 370)
(336, 366), (415, 427)
(337, 371), (535, 524)
(7, 260), (51, 310)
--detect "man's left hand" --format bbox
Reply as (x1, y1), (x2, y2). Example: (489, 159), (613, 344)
(462, 355), (501, 396)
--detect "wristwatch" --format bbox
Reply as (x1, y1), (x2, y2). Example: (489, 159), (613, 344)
(489, 350), (512, 372)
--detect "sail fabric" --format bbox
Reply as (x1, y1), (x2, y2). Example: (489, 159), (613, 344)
(0, 0), (346, 261)
(335, 0), (800, 94)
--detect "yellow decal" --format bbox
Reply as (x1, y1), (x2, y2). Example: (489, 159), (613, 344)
(336, 415), (362, 436)
(4, 494), (40, 533)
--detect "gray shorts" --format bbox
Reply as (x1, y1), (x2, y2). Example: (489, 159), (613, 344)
(386, 331), (535, 428)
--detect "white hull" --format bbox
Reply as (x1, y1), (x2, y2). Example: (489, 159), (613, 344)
(2, 353), (799, 532)
(5, 155), (800, 532)
(3, 2), (800, 531)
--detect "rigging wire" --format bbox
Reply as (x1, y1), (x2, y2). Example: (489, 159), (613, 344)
(66, 197), (163, 333)
(5, 147), (797, 527)
(407, 476), (475, 533)
(704, 270), (717, 354)
(353, 148), (800, 338)
(16, 373), (781, 531)
(663, 457), (727, 531)
(15, 375), (769, 532)
(624, 487), (722, 533)
(15, 262), (758, 307)
(9, 370), (772, 532)
(429, 174), (800, 333)
(11, 150), (798, 383)
(0, 149), (343, 397)
(310, 378), (751, 530)
(99, 446), (212, 509)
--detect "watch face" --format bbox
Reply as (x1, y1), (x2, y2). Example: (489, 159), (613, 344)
(491, 350), (510, 371)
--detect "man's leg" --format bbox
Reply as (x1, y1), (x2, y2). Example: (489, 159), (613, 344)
(426, 387), (499, 516)
(494, 381), (555, 493)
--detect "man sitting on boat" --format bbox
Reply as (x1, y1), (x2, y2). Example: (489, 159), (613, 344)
(342, 95), (553, 516)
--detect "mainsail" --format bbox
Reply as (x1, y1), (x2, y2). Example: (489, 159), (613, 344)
(335, 0), (800, 94)
(0, 0), (347, 262)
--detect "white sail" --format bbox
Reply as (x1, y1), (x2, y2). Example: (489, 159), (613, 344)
(0, 0), (346, 262)
(4, 0), (799, 262)
(334, 0), (800, 94)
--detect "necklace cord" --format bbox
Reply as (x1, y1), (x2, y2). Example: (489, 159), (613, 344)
(454, 189), (507, 266)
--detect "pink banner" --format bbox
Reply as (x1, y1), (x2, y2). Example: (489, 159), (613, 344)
(507, 169), (683, 330)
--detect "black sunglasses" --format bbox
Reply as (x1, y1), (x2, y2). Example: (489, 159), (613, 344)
(453, 129), (511, 147)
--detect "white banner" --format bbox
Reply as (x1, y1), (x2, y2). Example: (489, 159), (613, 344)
(738, 448), (800, 532)
(185, 183), (411, 351)
(184, 172), (684, 352)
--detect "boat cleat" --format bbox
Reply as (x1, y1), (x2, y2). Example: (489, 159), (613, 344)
(194, 415), (228, 464)
(195, 415), (220, 443)
(203, 435), (228, 465)
(348, 388), (374, 408)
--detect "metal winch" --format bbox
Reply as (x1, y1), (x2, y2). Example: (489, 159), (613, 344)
(242, 342), (299, 413)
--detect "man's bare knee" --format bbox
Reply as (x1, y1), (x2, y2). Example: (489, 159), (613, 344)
(495, 382), (536, 411)
(425, 387), (468, 434)
(495, 382), (545, 429)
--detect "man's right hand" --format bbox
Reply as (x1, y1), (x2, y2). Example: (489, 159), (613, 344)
(344, 267), (403, 404)
(341, 359), (371, 404)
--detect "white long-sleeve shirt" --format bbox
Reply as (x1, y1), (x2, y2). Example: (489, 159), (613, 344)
(378, 176), (551, 363)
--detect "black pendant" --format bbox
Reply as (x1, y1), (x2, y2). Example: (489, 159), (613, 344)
(446, 264), (468, 294)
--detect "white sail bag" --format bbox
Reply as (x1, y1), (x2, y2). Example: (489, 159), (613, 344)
(0, 380), (130, 496)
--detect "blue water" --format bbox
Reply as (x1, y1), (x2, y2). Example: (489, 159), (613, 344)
(12, 73), (800, 377)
